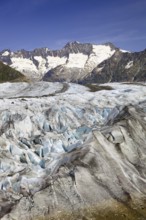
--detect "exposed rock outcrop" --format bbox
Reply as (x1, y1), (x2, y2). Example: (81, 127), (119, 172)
(81, 49), (146, 84)
(0, 61), (27, 83)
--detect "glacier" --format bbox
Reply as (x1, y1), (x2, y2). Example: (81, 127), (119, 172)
(0, 82), (146, 219)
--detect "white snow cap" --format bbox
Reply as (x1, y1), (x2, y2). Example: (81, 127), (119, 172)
(2, 51), (10, 56)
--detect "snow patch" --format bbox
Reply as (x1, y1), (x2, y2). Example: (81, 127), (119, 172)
(125, 61), (133, 69)
(92, 45), (115, 64)
(84, 45), (115, 72)
(45, 48), (49, 52)
(34, 56), (47, 75)
(120, 49), (130, 53)
(10, 57), (37, 77)
(47, 56), (67, 70)
(66, 53), (88, 68)
(2, 51), (10, 56)
(96, 67), (104, 72)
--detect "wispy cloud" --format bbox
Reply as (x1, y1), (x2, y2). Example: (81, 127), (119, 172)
(90, 31), (146, 42)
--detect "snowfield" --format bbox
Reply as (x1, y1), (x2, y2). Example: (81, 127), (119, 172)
(1, 44), (116, 80)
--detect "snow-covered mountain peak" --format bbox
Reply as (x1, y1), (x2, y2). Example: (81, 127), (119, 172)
(0, 42), (124, 81)
(1, 50), (10, 56)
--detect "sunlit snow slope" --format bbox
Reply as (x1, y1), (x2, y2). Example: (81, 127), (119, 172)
(0, 42), (116, 80)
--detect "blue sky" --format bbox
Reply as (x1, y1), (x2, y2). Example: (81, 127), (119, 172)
(0, 0), (146, 51)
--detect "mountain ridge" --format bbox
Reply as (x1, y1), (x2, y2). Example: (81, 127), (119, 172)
(0, 42), (146, 83)
(0, 42), (119, 80)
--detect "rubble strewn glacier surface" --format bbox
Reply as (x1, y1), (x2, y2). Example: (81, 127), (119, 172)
(0, 82), (146, 219)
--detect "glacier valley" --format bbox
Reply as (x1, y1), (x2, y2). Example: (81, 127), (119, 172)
(0, 81), (146, 219)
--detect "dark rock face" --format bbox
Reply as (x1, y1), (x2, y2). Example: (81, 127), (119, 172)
(62, 41), (93, 55)
(43, 66), (85, 82)
(81, 49), (146, 84)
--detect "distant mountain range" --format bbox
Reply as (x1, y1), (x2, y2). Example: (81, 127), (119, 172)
(0, 41), (146, 83)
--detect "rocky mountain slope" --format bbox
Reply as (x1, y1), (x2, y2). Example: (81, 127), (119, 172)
(0, 82), (146, 219)
(0, 61), (27, 83)
(0, 41), (145, 83)
(0, 42), (118, 81)
(81, 49), (146, 84)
